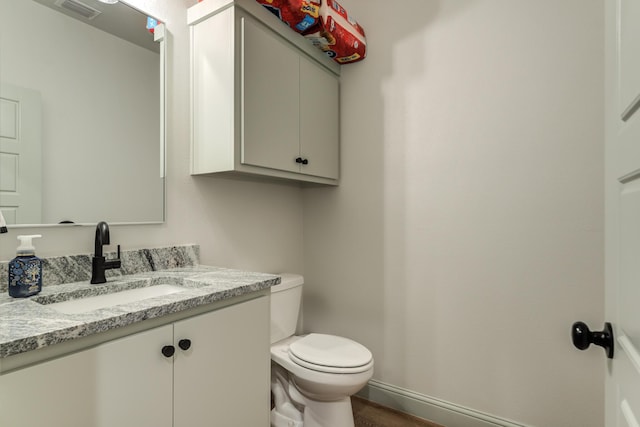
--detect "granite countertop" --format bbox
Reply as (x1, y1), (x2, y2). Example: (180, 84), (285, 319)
(0, 266), (279, 359)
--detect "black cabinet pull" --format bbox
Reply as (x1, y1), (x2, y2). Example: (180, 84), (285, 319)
(295, 157), (309, 165)
(161, 345), (175, 358)
(571, 321), (614, 359)
(178, 339), (192, 351)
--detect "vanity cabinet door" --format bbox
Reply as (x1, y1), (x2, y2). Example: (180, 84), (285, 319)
(92, 324), (174, 427)
(0, 324), (174, 427)
(0, 344), (100, 427)
(173, 296), (270, 427)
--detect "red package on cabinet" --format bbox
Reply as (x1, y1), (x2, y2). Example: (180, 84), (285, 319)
(305, 0), (366, 64)
(255, 0), (321, 34)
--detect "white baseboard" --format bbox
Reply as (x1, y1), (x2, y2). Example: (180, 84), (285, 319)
(356, 380), (531, 427)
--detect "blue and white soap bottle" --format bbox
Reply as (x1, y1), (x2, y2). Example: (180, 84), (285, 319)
(8, 234), (43, 298)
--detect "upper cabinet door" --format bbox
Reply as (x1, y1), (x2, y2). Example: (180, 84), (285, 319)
(299, 55), (339, 180)
(241, 16), (300, 173)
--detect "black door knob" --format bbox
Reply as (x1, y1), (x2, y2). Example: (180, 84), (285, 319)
(571, 321), (614, 359)
(178, 339), (191, 351)
(161, 345), (175, 358)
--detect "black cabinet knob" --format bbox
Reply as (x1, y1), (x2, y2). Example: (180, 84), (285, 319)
(161, 345), (175, 358)
(178, 339), (192, 351)
(571, 321), (614, 359)
(295, 157), (309, 165)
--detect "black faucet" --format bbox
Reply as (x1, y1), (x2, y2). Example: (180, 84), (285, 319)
(90, 221), (121, 284)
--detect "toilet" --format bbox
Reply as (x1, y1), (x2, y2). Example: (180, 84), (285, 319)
(270, 274), (374, 427)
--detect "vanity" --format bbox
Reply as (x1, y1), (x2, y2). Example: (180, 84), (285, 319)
(0, 246), (278, 427)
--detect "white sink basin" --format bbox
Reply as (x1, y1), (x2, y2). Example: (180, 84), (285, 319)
(45, 284), (186, 314)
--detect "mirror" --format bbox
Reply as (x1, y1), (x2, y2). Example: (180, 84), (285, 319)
(0, 0), (165, 227)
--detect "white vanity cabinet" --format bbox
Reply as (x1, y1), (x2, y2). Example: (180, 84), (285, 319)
(0, 296), (270, 427)
(189, 0), (340, 185)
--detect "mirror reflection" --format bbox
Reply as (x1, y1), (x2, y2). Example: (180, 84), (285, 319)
(0, 0), (164, 227)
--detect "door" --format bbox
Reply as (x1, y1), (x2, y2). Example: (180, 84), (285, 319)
(92, 324), (174, 427)
(241, 15), (300, 173)
(604, 0), (640, 425)
(299, 55), (339, 180)
(173, 297), (270, 426)
(0, 83), (42, 224)
(0, 325), (173, 427)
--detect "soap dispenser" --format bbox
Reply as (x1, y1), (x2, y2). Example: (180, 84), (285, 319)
(8, 235), (43, 298)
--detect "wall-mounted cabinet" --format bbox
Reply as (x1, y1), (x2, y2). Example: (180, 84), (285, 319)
(188, 0), (340, 185)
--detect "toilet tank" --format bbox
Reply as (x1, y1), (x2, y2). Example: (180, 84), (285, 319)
(270, 274), (304, 344)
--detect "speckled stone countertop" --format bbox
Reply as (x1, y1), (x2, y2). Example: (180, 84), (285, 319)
(0, 246), (279, 359)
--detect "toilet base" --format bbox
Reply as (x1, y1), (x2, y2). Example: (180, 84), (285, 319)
(271, 396), (354, 427)
(301, 396), (355, 427)
(271, 363), (357, 427)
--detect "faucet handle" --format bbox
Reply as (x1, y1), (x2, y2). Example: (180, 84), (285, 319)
(105, 245), (122, 271)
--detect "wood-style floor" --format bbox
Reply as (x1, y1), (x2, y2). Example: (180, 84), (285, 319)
(352, 396), (444, 427)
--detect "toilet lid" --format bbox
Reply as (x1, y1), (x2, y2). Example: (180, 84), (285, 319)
(288, 334), (373, 373)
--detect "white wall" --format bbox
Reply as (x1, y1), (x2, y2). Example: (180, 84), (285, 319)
(302, 1), (605, 426)
(0, 0), (304, 275)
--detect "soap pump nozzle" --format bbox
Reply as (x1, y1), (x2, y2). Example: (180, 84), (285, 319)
(0, 210), (7, 233)
(16, 235), (42, 256)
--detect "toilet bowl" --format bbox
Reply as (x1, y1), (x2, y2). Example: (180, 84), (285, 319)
(270, 274), (374, 427)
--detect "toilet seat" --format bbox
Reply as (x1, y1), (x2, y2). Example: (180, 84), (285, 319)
(288, 333), (373, 374)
